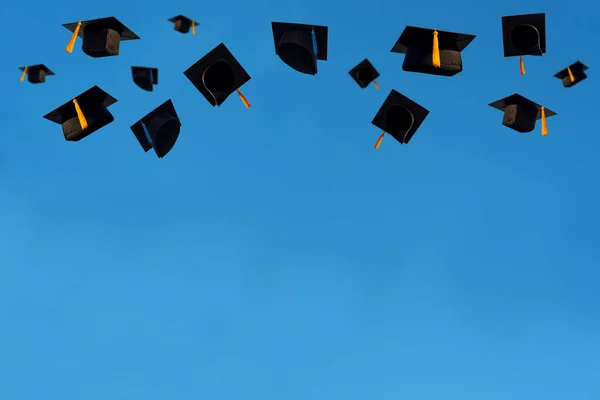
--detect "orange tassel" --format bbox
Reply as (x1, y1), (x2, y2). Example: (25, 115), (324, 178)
(374, 132), (385, 149)
(373, 81), (380, 90)
(236, 89), (250, 108)
(191, 21), (196, 35)
(567, 67), (575, 82)
(66, 22), (82, 53)
(19, 66), (28, 82)
(432, 30), (441, 68)
(519, 56), (525, 75)
(73, 99), (88, 130)
(540, 106), (547, 136)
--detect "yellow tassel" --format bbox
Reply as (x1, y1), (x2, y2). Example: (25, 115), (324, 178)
(73, 99), (88, 130)
(541, 106), (547, 136)
(191, 21), (196, 35)
(20, 66), (28, 82)
(373, 81), (380, 90)
(374, 132), (385, 149)
(66, 22), (82, 53)
(432, 30), (441, 68)
(236, 89), (250, 108)
(519, 56), (525, 75)
(567, 67), (575, 82)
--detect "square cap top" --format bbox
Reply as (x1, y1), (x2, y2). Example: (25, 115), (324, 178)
(132, 66), (159, 84)
(44, 85), (117, 124)
(63, 17), (140, 40)
(488, 93), (556, 119)
(19, 64), (54, 74)
(501, 13), (546, 57)
(554, 61), (588, 79)
(349, 58), (380, 87)
(372, 89), (429, 144)
(391, 26), (476, 53)
(168, 15), (197, 24)
(272, 22), (328, 60)
(130, 99), (181, 152)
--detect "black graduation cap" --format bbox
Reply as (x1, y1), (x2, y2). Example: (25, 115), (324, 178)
(501, 13), (546, 75)
(371, 89), (429, 148)
(63, 17), (140, 58)
(349, 59), (380, 89)
(271, 22), (328, 75)
(132, 66), (158, 91)
(130, 100), (181, 158)
(183, 43), (251, 108)
(391, 26), (476, 77)
(554, 61), (589, 88)
(43, 85), (117, 141)
(18, 64), (54, 84)
(489, 93), (556, 135)
(168, 15), (198, 34)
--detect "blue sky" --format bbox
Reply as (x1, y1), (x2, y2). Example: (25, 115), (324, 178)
(1, 0), (599, 397)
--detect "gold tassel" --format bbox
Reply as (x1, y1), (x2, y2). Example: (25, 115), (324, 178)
(236, 89), (250, 108)
(374, 132), (385, 149)
(567, 67), (575, 82)
(519, 56), (525, 75)
(373, 81), (380, 90)
(66, 22), (82, 53)
(191, 21), (196, 35)
(432, 30), (441, 68)
(73, 99), (88, 130)
(19, 66), (28, 82)
(541, 106), (547, 136)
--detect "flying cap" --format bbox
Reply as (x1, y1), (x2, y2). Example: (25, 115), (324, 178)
(132, 66), (159, 91)
(391, 26), (476, 76)
(271, 22), (328, 75)
(349, 59), (380, 89)
(130, 100), (181, 158)
(489, 93), (556, 135)
(43, 85), (117, 141)
(184, 43), (251, 108)
(168, 15), (198, 34)
(554, 61), (588, 88)
(371, 89), (430, 148)
(501, 13), (546, 75)
(18, 64), (54, 84)
(63, 17), (140, 57)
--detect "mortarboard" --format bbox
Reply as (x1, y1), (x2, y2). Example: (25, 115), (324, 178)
(489, 93), (556, 135)
(271, 22), (328, 75)
(554, 61), (589, 88)
(18, 64), (54, 84)
(43, 85), (117, 141)
(132, 66), (159, 91)
(183, 43), (251, 108)
(63, 17), (140, 58)
(349, 59), (380, 89)
(371, 89), (429, 148)
(501, 13), (546, 75)
(168, 15), (198, 34)
(391, 26), (476, 76)
(130, 99), (181, 158)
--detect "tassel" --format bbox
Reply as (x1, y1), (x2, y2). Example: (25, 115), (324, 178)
(540, 106), (547, 136)
(191, 21), (196, 35)
(73, 99), (88, 130)
(373, 81), (380, 90)
(236, 89), (250, 108)
(374, 132), (385, 149)
(19, 66), (28, 82)
(432, 29), (440, 68)
(66, 21), (82, 53)
(567, 66), (575, 82)
(519, 56), (525, 75)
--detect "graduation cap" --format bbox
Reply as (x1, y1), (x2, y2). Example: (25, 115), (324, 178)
(18, 64), (54, 84)
(168, 15), (198, 34)
(183, 43), (251, 108)
(130, 100), (181, 158)
(554, 61), (589, 88)
(371, 89), (429, 148)
(43, 85), (117, 141)
(63, 17), (140, 58)
(271, 22), (328, 75)
(391, 26), (476, 76)
(489, 93), (556, 135)
(349, 59), (380, 89)
(501, 13), (546, 75)
(132, 66), (158, 91)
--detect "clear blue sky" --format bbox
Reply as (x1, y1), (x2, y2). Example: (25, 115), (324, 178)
(2, 0), (599, 397)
